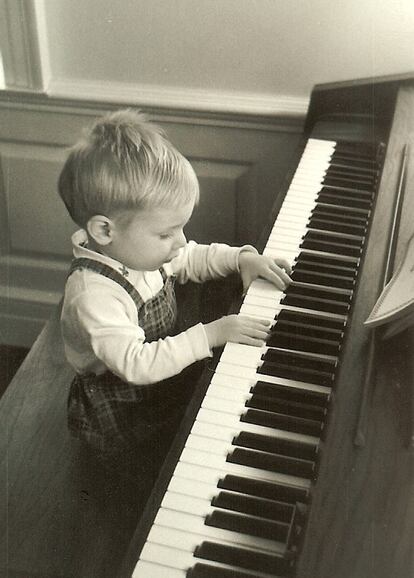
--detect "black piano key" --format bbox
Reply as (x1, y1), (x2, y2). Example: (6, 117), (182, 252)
(332, 147), (378, 162)
(292, 258), (357, 276)
(212, 490), (295, 523)
(246, 393), (327, 432)
(246, 392), (327, 422)
(334, 140), (378, 157)
(287, 282), (352, 303)
(290, 268), (355, 290)
(217, 474), (309, 504)
(317, 191), (372, 211)
(334, 149), (377, 162)
(312, 202), (370, 222)
(205, 509), (290, 543)
(262, 348), (337, 373)
(187, 562), (267, 578)
(305, 230), (363, 248)
(251, 380), (330, 408)
(281, 293), (350, 315)
(233, 430), (318, 461)
(323, 175), (374, 192)
(267, 330), (341, 356)
(329, 160), (378, 176)
(241, 408), (324, 437)
(193, 541), (294, 576)
(300, 238), (362, 259)
(274, 308), (346, 331)
(258, 361), (334, 387)
(308, 216), (366, 236)
(271, 317), (344, 341)
(322, 180), (375, 196)
(325, 166), (377, 184)
(282, 286), (352, 312)
(295, 251), (358, 273)
(227, 447), (316, 479)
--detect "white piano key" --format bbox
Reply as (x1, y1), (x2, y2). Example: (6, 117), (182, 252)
(268, 225), (307, 238)
(239, 303), (276, 320)
(214, 360), (332, 395)
(184, 431), (317, 466)
(149, 524), (279, 561)
(277, 207), (313, 220)
(265, 232), (303, 246)
(134, 556), (276, 578)
(133, 559), (185, 578)
(158, 493), (288, 556)
(146, 530), (288, 578)
(264, 244), (302, 257)
(178, 446), (310, 488)
(191, 413), (317, 448)
(246, 278), (285, 298)
(243, 293), (283, 309)
(140, 542), (193, 571)
(185, 434), (231, 457)
(211, 370), (256, 390)
(167, 475), (217, 502)
(220, 343), (263, 367)
(240, 301), (346, 323)
(193, 408), (319, 444)
(204, 382), (251, 401)
(210, 370), (330, 397)
(154, 507), (285, 554)
(162, 490), (219, 517)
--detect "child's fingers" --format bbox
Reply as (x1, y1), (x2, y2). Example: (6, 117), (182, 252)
(239, 316), (271, 329)
(239, 335), (267, 347)
(262, 268), (290, 290)
(270, 262), (291, 284)
(274, 257), (292, 274)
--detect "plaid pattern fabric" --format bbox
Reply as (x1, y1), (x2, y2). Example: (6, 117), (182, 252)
(66, 257), (180, 457)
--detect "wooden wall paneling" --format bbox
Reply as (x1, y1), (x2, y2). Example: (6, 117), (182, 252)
(0, 139), (75, 345)
(0, 96), (303, 346)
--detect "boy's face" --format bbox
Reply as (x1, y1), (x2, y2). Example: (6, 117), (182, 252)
(108, 200), (195, 271)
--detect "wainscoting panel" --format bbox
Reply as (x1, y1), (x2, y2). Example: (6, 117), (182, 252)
(0, 93), (303, 346)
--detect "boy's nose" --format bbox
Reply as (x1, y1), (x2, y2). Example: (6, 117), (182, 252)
(174, 230), (187, 249)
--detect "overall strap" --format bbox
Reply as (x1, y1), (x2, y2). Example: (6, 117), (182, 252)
(69, 257), (144, 308)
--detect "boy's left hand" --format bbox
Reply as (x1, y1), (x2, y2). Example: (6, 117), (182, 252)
(238, 251), (292, 294)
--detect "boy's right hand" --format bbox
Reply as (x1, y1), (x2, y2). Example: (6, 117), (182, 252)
(204, 314), (270, 348)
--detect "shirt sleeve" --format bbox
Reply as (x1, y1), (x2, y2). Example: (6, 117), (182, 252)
(169, 240), (258, 284)
(63, 286), (212, 385)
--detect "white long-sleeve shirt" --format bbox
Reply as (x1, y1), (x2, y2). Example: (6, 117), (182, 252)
(61, 229), (256, 384)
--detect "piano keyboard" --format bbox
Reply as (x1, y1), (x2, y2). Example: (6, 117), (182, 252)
(132, 137), (380, 578)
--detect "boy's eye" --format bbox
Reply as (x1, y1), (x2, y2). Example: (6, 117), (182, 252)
(159, 233), (172, 240)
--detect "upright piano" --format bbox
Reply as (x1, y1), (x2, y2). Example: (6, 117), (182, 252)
(119, 75), (414, 578)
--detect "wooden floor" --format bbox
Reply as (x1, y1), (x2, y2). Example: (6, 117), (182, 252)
(0, 309), (144, 578)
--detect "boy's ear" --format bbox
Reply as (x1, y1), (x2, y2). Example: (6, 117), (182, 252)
(86, 215), (114, 246)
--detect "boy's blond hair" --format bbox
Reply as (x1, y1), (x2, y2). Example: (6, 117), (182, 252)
(58, 109), (199, 227)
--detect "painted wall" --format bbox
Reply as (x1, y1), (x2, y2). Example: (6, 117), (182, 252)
(44, 0), (414, 100)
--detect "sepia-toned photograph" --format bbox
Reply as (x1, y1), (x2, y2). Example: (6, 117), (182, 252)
(0, 1), (413, 577)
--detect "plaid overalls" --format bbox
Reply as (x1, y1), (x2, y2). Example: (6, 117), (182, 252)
(67, 257), (186, 461)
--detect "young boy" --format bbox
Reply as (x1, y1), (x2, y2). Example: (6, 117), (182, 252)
(58, 109), (291, 482)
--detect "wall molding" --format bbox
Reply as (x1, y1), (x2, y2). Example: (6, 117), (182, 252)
(0, 0), (47, 91)
(47, 77), (309, 123)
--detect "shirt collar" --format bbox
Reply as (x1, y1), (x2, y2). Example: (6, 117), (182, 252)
(71, 229), (134, 278)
